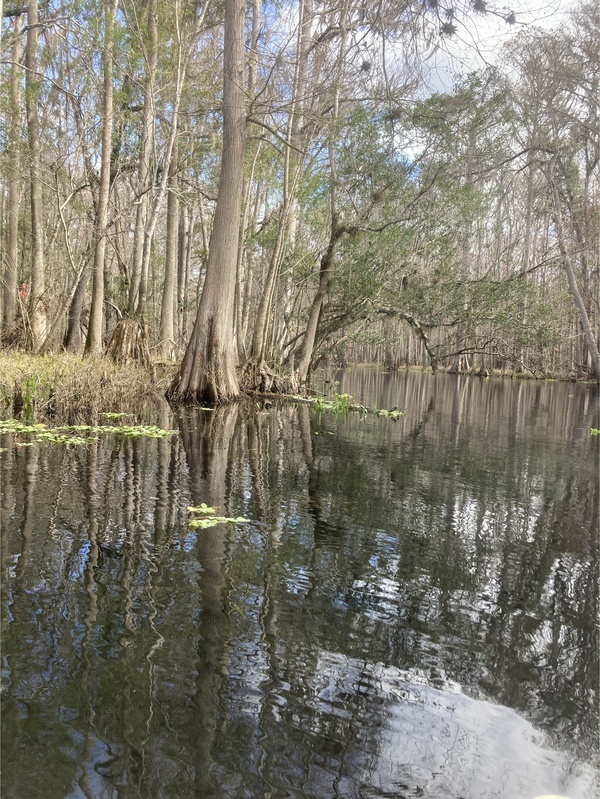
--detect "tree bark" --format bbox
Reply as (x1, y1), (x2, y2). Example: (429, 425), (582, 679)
(169, 0), (246, 404)
(84, 0), (118, 356)
(294, 215), (351, 389)
(548, 169), (600, 381)
(64, 259), (91, 352)
(128, 0), (158, 316)
(159, 131), (178, 359)
(26, 0), (48, 351)
(241, 0), (314, 388)
(2, 13), (23, 343)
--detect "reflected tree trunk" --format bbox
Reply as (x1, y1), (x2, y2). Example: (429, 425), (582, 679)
(154, 404), (173, 539)
(78, 440), (101, 799)
(178, 405), (240, 794)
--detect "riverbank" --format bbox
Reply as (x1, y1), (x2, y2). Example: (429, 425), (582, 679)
(1, 352), (595, 424)
(0, 352), (176, 423)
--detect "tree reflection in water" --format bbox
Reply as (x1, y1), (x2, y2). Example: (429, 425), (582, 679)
(1, 373), (598, 799)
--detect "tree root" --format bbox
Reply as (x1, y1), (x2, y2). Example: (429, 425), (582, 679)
(239, 360), (295, 394)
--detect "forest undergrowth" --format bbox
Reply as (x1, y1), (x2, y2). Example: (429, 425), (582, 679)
(0, 352), (176, 423)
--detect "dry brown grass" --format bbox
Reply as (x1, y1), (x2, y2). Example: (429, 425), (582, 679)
(0, 352), (178, 423)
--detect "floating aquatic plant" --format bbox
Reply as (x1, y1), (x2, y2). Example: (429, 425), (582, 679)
(311, 393), (403, 420)
(0, 418), (177, 446)
(188, 504), (249, 529)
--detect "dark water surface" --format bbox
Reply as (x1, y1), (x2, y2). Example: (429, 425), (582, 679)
(1, 370), (598, 799)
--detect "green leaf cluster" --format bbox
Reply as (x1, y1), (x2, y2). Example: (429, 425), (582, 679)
(0, 418), (177, 446)
(187, 504), (249, 529)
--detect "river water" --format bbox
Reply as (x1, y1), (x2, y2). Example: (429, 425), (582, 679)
(1, 370), (598, 799)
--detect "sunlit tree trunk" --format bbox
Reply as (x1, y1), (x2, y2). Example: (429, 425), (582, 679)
(26, 0), (48, 351)
(129, 0), (158, 318)
(234, 0), (263, 364)
(159, 131), (178, 359)
(169, 0), (245, 404)
(2, 13), (24, 342)
(85, 0), (118, 356)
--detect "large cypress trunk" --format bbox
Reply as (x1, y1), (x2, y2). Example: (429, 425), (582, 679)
(168, 0), (245, 404)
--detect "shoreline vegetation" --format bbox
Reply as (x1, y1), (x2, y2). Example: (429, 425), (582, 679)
(0, 352), (595, 426)
(0, 352), (173, 424)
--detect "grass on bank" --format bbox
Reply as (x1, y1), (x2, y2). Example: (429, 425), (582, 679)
(0, 352), (176, 423)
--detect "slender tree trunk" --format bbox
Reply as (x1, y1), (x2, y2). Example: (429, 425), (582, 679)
(548, 170), (600, 381)
(109, 0), (184, 359)
(64, 93), (99, 353)
(234, 145), (262, 363)
(85, 0), (118, 356)
(233, 0), (267, 361)
(128, 0), (158, 315)
(517, 147), (536, 371)
(169, 0), (246, 404)
(450, 128), (475, 374)
(294, 215), (351, 389)
(2, 13), (24, 342)
(177, 208), (188, 346)
(26, 0), (48, 351)
(241, 0), (314, 387)
(64, 255), (92, 351)
(159, 132), (178, 358)
(133, 0), (160, 318)
(293, 4), (348, 390)
(135, 76), (182, 321)
(177, 205), (193, 347)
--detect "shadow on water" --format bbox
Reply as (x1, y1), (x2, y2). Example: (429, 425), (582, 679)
(1, 372), (598, 799)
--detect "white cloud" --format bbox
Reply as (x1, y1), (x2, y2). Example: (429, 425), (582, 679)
(421, 0), (577, 92)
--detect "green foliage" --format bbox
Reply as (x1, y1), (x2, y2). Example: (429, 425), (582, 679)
(313, 393), (353, 416)
(375, 408), (403, 420)
(312, 393), (403, 420)
(590, 428), (599, 436)
(22, 377), (37, 422)
(188, 504), (249, 529)
(0, 418), (176, 446)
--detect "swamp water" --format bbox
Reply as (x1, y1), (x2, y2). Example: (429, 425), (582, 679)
(1, 370), (598, 799)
